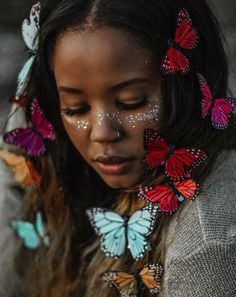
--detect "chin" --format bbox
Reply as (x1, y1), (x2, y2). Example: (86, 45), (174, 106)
(101, 175), (143, 190)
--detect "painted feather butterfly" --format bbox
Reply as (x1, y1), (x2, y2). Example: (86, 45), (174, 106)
(86, 203), (158, 261)
(197, 72), (236, 129)
(161, 8), (199, 74)
(4, 98), (56, 157)
(144, 128), (207, 181)
(11, 211), (49, 249)
(15, 2), (40, 99)
(138, 178), (199, 215)
(102, 263), (164, 297)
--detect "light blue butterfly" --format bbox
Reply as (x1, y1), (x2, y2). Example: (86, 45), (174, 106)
(86, 203), (158, 261)
(15, 3), (40, 99)
(11, 211), (50, 249)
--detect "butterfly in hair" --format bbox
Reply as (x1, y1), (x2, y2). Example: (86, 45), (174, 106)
(138, 178), (199, 215)
(86, 203), (158, 261)
(101, 263), (164, 297)
(197, 72), (236, 129)
(11, 211), (49, 249)
(161, 8), (199, 74)
(4, 98), (56, 156)
(144, 128), (207, 181)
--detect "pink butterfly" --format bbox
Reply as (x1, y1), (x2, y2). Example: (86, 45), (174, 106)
(197, 72), (236, 129)
(4, 98), (55, 156)
(161, 8), (199, 75)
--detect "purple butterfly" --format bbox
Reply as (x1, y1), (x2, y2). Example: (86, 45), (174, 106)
(197, 72), (236, 129)
(4, 98), (55, 156)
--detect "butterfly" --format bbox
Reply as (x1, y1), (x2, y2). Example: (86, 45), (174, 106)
(86, 203), (158, 261)
(11, 211), (49, 249)
(0, 150), (41, 187)
(101, 263), (164, 297)
(138, 179), (199, 215)
(144, 128), (207, 181)
(10, 96), (27, 106)
(161, 8), (199, 75)
(197, 72), (236, 129)
(15, 2), (40, 99)
(4, 98), (56, 157)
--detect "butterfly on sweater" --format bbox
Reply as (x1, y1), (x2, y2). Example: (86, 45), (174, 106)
(197, 72), (236, 129)
(4, 98), (56, 156)
(86, 203), (158, 261)
(161, 8), (199, 74)
(11, 211), (49, 249)
(138, 178), (199, 215)
(101, 263), (164, 297)
(144, 128), (207, 181)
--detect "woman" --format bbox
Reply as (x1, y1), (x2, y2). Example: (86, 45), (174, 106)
(1, 0), (236, 296)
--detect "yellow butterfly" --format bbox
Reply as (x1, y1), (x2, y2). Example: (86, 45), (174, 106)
(101, 263), (163, 297)
(0, 150), (41, 187)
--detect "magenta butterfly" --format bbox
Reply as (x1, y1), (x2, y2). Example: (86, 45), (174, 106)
(161, 8), (199, 75)
(197, 72), (236, 129)
(144, 128), (207, 181)
(4, 98), (55, 156)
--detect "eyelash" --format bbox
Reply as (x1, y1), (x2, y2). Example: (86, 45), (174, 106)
(62, 96), (148, 116)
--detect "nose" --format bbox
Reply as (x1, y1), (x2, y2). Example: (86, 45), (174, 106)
(90, 111), (122, 143)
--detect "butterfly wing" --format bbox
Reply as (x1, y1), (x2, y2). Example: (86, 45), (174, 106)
(31, 98), (56, 140)
(11, 219), (40, 249)
(162, 47), (190, 74)
(138, 185), (179, 215)
(197, 72), (213, 118)
(35, 212), (50, 247)
(175, 8), (199, 50)
(21, 3), (40, 52)
(102, 271), (138, 297)
(3, 128), (45, 157)
(144, 129), (168, 169)
(87, 208), (126, 258)
(165, 148), (207, 181)
(139, 263), (164, 294)
(211, 97), (236, 129)
(127, 203), (158, 260)
(173, 179), (199, 201)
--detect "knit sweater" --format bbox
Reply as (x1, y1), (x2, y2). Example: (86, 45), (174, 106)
(0, 149), (235, 297)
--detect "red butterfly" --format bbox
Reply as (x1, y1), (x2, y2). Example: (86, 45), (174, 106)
(9, 96), (27, 106)
(144, 128), (207, 181)
(138, 179), (199, 215)
(161, 8), (199, 74)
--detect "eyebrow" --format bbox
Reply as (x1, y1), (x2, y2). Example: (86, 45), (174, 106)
(58, 78), (149, 94)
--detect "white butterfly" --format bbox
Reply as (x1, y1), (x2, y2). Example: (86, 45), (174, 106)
(87, 203), (159, 261)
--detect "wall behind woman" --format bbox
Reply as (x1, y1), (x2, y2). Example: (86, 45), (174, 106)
(0, 0), (235, 131)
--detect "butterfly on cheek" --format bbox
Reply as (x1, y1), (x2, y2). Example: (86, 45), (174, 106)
(101, 263), (164, 297)
(161, 8), (199, 75)
(138, 178), (199, 215)
(86, 203), (159, 261)
(197, 72), (236, 129)
(11, 212), (50, 249)
(143, 128), (207, 181)
(4, 98), (56, 157)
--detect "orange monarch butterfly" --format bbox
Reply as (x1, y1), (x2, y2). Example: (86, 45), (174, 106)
(101, 263), (164, 297)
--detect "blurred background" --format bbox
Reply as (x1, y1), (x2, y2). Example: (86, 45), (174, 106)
(0, 0), (235, 130)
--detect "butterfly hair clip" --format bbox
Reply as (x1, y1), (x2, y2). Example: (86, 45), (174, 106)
(144, 128), (207, 181)
(161, 8), (199, 75)
(15, 2), (41, 100)
(86, 203), (159, 261)
(4, 98), (56, 156)
(11, 211), (50, 249)
(101, 263), (164, 297)
(197, 72), (236, 129)
(138, 178), (199, 215)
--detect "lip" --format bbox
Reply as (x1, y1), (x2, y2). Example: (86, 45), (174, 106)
(93, 156), (134, 175)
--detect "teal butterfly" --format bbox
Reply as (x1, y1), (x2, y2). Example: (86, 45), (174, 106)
(11, 211), (49, 249)
(86, 203), (158, 260)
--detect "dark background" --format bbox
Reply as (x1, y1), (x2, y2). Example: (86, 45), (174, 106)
(0, 0), (235, 129)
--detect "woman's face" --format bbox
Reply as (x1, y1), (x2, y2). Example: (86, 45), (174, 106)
(53, 27), (162, 189)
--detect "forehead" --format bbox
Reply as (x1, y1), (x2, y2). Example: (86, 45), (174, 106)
(53, 27), (159, 89)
